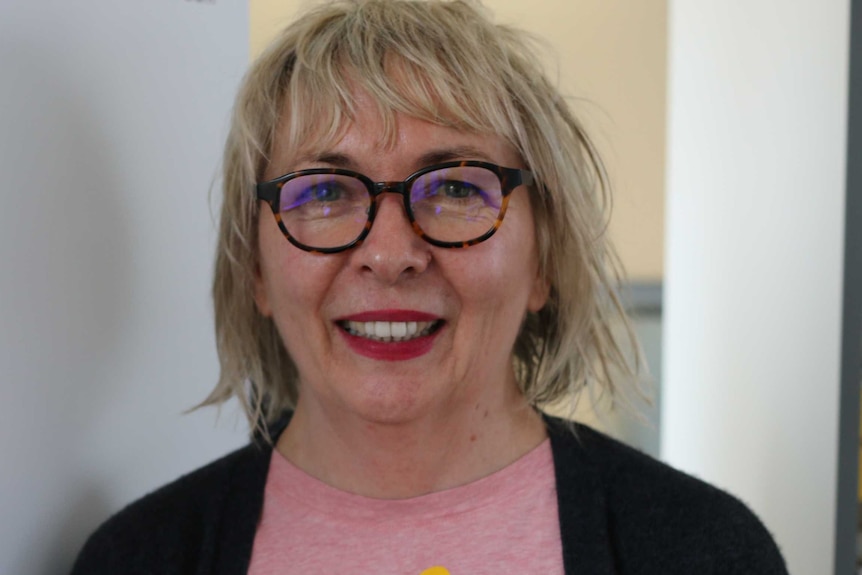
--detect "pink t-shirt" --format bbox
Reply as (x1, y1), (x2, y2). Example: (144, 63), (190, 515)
(247, 439), (564, 575)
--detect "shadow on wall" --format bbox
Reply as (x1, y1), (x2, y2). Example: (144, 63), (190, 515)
(37, 485), (112, 575)
(0, 38), (132, 575)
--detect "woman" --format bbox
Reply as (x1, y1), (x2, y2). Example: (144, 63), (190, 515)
(72, 1), (787, 573)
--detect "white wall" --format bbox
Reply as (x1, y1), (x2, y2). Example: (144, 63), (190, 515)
(663, 1), (850, 574)
(0, 2), (248, 574)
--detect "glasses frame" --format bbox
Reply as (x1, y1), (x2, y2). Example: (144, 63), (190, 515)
(256, 160), (534, 254)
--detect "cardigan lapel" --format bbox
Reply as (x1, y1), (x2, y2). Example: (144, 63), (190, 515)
(210, 440), (274, 575)
(546, 417), (620, 575)
(211, 413), (292, 575)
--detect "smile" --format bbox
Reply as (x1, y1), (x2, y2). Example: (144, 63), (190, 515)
(340, 320), (442, 342)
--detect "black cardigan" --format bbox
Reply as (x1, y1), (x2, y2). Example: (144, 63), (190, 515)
(70, 417), (787, 574)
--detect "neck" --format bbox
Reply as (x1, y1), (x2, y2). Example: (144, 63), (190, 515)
(276, 383), (547, 499)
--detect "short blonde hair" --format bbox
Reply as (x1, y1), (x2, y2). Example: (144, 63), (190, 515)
(204, 0), (638, 433)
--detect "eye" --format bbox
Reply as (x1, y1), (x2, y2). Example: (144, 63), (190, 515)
(305, 181), (346, 202)
(431, 179), (483, 199)
(280, 174), (367, 213)
(410, 167), (502, 212)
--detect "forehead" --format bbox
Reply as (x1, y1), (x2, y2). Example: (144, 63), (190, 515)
(262, 50), (519, 176)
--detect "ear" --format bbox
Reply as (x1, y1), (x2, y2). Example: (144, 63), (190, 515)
(253, 263), (273, 317)
(527, 270), (550, 313)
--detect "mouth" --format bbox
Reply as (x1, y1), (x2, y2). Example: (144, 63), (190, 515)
(339, 319), (443, 342)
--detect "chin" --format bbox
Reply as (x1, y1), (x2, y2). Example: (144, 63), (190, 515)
(338, 378), (444, 426)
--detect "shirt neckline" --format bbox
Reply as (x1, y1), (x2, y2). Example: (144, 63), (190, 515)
(265, 438), (554, 523)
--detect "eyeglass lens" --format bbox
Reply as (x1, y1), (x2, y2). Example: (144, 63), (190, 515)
(278, 165), (505, 250)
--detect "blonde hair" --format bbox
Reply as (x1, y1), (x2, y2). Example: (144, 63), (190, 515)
(203, 0), (638, 433)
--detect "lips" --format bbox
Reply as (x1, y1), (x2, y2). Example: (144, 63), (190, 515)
(335, 310), (444, 361)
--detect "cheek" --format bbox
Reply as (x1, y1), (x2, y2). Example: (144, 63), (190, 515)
(257, 250), (346, 385)
(255, 219), (341, 330)
(466, 222), (543, 324)
(443, 246), (536, 382)
(449, 235), (539, 321)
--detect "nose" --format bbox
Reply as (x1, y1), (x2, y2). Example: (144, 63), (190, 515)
(350, 192), (431, 284)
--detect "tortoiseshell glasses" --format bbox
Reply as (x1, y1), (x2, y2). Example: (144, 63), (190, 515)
(256, 160), (534, 254)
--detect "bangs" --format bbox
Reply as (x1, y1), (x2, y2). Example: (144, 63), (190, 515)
(275, 0), (520, 160)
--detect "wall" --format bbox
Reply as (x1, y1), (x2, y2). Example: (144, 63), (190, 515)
(250, 0), (668, 282)
(662, 1), (850, 573)
(0, 2), (248, 574)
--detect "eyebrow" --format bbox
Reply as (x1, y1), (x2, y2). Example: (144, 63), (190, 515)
(416, 146), (495, 166)
(301, 146), (496, 172)
(310, 152), (352, 168)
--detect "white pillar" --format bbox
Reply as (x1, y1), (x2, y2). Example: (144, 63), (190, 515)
(662, 2), (850, 574)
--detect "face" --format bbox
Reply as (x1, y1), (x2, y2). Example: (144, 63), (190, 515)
(254, 93), (549, 426)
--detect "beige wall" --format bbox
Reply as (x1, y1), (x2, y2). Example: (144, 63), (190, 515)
(249, 0), (667, 281)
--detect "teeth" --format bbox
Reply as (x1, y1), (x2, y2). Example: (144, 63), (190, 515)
(342, 320), (437, 342)
(391, 322), (407, 338)
(375, 321), (391, 338)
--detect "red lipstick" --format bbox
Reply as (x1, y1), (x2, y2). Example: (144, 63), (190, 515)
(336, 309), (443, 361)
